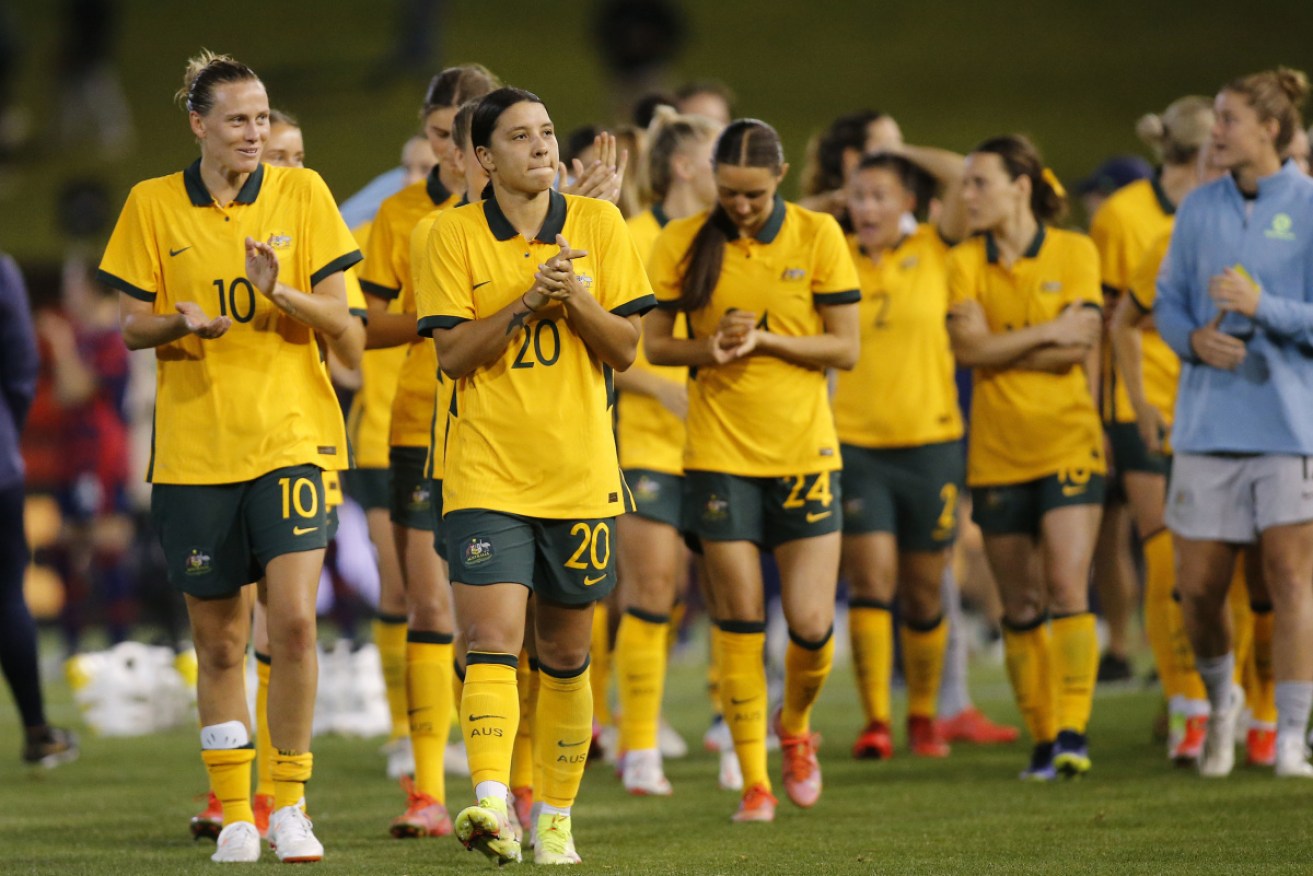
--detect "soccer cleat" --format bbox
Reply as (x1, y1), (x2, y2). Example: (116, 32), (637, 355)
(1171, 716), (1208, 766)
(775, 714), (822, 808)
(731, 783), (777, 823)
(191, 791), (224, 841)
(389, 776), (453, 838)
(658, 717), (689, 759)
(1052, 730), (1091, 778)
(268, 800), (324, 863)
(1199, 683), (1245, 778)
(851, 719), (894, 760)
(1095, 652), (1133, 683)
(621, 748), (673, 796)
(210, 821), (261, 863)
(454, 795), (522, 865)
(511, 786), (533, 844)
(1019, 742), (1056, 782)
(1274, 735), (1313, 778)
(718, 749), (744, 791)
(253, 794), (274, 840)
(380, 735), (414, 780)
(937, 707), (1019, 745)
(908, 715), (950, 758)
(1246, 726), (1276, 768)
(22, 726), (79, 769)
(534, 812), (582, 865)
(703, 715), (732, 753)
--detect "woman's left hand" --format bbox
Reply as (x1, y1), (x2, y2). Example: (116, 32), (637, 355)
(245, 237), (281, 299)
(535, 235), (590, 301)
(1209, 267), (1260, 317)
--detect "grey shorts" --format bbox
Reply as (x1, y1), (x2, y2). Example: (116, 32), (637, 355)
(1165, 452), (1313, 542)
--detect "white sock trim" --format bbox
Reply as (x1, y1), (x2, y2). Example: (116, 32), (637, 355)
(541, 803), (570, 817)
(201, 720), (251, 750)
(475, 781), (508, 804)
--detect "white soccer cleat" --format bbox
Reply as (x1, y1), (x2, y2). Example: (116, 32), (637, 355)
(703, 717), (732, 754)
(268, 801), (324, 863)
(658, 718), (689, 759)
(1274, 735), (1313, 778)
(622, 748), (673, 796)
(718, 749), (744, 791)
(210, 821), (261, 863)
(381, 736), (414, 780)
(1198, 683), (1244, 778)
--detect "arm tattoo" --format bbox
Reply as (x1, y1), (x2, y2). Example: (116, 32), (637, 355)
(506, 308), (530, 336)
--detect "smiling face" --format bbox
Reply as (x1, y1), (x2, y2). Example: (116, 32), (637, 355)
(263, 122), (305, 168)
(961, 151), (1027, 234)
(714, 163), (785, 235)
(477, 100), (558, 195)
(190, 79), (269, 175)
(1211, 89), (1280, 172)
(847, 165), (915, 251)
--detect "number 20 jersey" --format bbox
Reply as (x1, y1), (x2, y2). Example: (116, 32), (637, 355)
(98, 161), (361, 485)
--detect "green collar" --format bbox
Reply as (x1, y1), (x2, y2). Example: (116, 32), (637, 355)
(426, 167), (453, 207)
(1150, 174), (1176, 216)
(985, 224), (1046, 264)
(710, 194), (787, 243)
(483, 188), (568, 243)
(651, 203), (670, 228)
(183, 159), (265, 207)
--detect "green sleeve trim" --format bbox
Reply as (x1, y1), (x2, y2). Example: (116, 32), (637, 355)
(97, 269), (155, 303)
(655, 299), (683, 312)
(310, 250), (363, 289)
(360, 278), (400, 301)
(813, 288), (861, 306)
(611, 294), (658, 318)
(1079, 300), (1103, 312)
(419, 314), (468, 336)
(349, 307), (369, 325)
(1128, 290), (1152, 314)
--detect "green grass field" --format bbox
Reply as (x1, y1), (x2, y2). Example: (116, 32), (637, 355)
(3, 642), (1310, 875)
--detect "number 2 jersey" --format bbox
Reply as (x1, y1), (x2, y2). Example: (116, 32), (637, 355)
(98, 160), (361, 484)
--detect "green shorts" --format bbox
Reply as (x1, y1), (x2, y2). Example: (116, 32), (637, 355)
(624, 469), (684, 530)
(443, 509), (617, 605)
(390, 446), (435, 531)
(683, 470), (842, 549)
(971, 470), (1106, 537)
(151, 465), (328, 599)
(1107, 421), (1169, 480)
(840, 441), (964, 551)
(343, 467), (390, 511)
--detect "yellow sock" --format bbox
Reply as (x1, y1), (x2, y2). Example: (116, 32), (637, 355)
(253, 653), (274, 798)
(536, 661), (593, 810)
(615, 609), (669, 752)
(1051, 613), (1099, 734)
(1143, 530), (1191, 699)
(271, 751), (313, 811)
(510, 651), (536, 790)
(849, 602), (893, 724)
(1002, 620), (1057, 743)
(202, 746), (255, 826)
(527, 658), (544, 795)
(780, 628), (834, 737)
(590, 604), (612, 727)
(707, 624), (724, 719)
(1247, 605), (1277, 724)
(718, 623), (770, 792)
(1229, 561), (1254, 686)
(373, 613), (410, 741)
(461, 654), (519, 790)
(407, 633), (453, 802)
(901, 616), (948, 720)
(452, 658), (465, 718)
(667, 602), (686, 657)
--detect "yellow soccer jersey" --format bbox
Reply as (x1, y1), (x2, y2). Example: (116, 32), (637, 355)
(98, 161), (360, 484)
(417, 191), (657, 518)
(947, 227), (1106, 487)
(833, 226), (963, 449)
(619, 206), (687, 475)
(1088, 177), (1177, 425)
(648, 197), (860, 477)
(1126, 231), (1180, 425)
(403, 208), (454, 480)
(345, 220), (408, 469)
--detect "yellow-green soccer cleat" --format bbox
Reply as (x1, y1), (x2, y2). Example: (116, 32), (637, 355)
(454, 796), (522, 866)
(534, 812), (581, 865)
(1052, 730), (1092, 778)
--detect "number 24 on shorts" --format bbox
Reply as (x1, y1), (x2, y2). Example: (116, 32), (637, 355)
(782, 472), (834, 522)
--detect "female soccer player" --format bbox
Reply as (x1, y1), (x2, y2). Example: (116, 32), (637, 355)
(612, 106), (721, 796)
(1155, 66), (1313, 779)
(946, 135), (1105, 781)
(359, 63), (500, 840)
(98, 51), (361, 863)
(417, 86), (656, 865)
(1097, 96), (1218, 763)
(645, 119), (861, 822)
(832, 150), (969, 761)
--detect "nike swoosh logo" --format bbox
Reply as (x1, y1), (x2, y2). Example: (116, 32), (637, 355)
(1061, 485), (1086, 497)
(472, 280), (491, 291)
(468, 714), (502, 722)
(805, 511), (832, 523)
(557, 739), (588, 748)
(730, 696), (757, 705)
(583, 574), (607, 586)
(169, 246), (191, 257)
(292, 526), (319, 536)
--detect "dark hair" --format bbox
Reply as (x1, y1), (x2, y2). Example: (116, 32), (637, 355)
(451, 99), (479, 152)
(678, 119), (784, 312)
(422, 63), (501, 117)
(970, 134), (1066, 224)
(647, 105), (721, 200)
(1224, 66), (1310, 152)
(470, 87), (545, 152)
(803, 110), (885, 197)
(633, 91), (678, 127)
(269, 108), (299, 128)
(853, 152), (920, 198)
(174, 50), (259, 116)
(563, 125), (599, 169)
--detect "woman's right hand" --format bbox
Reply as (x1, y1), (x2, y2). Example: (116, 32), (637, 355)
(654, 380), (689, 419)
(1044, 303), (1102, 347)
(176, 301), (231, 339)
(1133, 401), (1167, 453)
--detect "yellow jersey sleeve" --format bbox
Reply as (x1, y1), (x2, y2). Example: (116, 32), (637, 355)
(810, 213), (861, 304)
(358, 186), (411, 301)
(591, 200), (658, 316)
(1088, 200), (1129, 292)
(1126, 231), (1180, 423)
(304, 171), (365, 290)
(99, 184), (164, 302)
